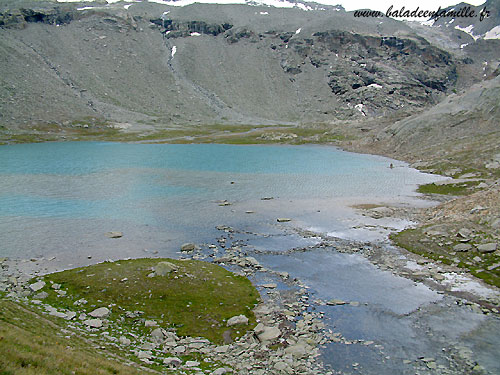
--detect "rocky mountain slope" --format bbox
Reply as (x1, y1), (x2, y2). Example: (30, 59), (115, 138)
(1, 0), (495, 133)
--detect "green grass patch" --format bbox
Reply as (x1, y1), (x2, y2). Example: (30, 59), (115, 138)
(39, 258), (259, 344)
(0, 299), (146, 375)
(417, 181), (480, 195)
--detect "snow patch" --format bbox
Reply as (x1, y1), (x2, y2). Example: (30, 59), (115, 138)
(354, 103), (366, 116)
(484, 25), (500, 40)
(368, 83), (383, 89)
(152, 0), (312, 10)
(448, 18), (454, 24)
(460, 43), (468, 49)
(77, 6), (97, 10)
(419, 18), (435, 27)
(260, 11), (269, 14)
(171, 46), (177, 58)
(190, 32), (201, 36)
(124, 4), (132, 9)
(455, 24), (479, 41)
(295, 28), (301, 34)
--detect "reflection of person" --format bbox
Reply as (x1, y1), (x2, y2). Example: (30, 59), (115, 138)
(390, 163), (393, 169)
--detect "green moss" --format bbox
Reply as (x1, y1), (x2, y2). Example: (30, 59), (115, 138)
(417, 181), (480, 195)
(39, 258), (259, 344)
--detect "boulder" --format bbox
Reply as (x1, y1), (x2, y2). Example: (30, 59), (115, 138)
(89, 307), (110, 318)
(137, 351), (152, 359)
(453, 243), (472, 252)
(151, 328), (165, 340)
(285, 343), (308, 358)
(153, 261), (178, 276)
(105, 231), (123, 238)
(145, 320), (158, 327)
(476, 243), (497, 253)
(29, 281), (45, 292)
(257, 326), (281, 342)
(277, 218), (291, 222)
(83, 318), (102, 328)
(185, 361), (200, 367)
(163, 357), (182, 367)
(326, 299), (347, 306)
(181, 243), (195, 252)
(119, 336), (131, 346)
(173, 345), (186, 354)
(262, 283), (277, 289)
(227, 314), (248, 326)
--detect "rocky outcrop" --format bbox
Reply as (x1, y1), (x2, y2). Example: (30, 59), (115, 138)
(0, 7), (76, 29)
(150, 18), (233, 38)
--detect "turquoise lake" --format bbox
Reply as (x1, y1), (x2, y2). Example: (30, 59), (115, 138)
(0, 142), (442, 263)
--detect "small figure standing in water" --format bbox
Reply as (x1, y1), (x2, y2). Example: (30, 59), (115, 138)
(389, 163), (393, 169)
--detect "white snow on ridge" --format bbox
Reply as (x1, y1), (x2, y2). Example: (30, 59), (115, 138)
(295, 27), (301, 34)
(418, 19), (435, 27)
(171, 45), (177, 58)
(455, 24), (480, 41)
(191, 32), (201, 36)
(484, 25), (500, 40)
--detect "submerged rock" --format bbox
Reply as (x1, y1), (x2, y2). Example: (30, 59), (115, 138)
(105, 231), (123, 238)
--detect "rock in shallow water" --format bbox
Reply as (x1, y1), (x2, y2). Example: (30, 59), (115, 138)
(105, 231), (123, 238)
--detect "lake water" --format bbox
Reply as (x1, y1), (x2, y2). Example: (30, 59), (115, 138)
(0, 142), (441, 263)
(3, 142), (499, 374)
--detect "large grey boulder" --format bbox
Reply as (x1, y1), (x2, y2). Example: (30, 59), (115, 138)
(181, 243), (196, 252)
(453, 243), (472, 252)
(226, 314), (248, 326)
(477, 243), (497, 253)
(29, 281), (45, 292)
(153, 261), (178, 276)
(89, 307), (110, 318)
(257, 326), (281, 342)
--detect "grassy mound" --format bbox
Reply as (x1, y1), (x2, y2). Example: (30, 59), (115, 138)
(39, 258), (259, 343)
